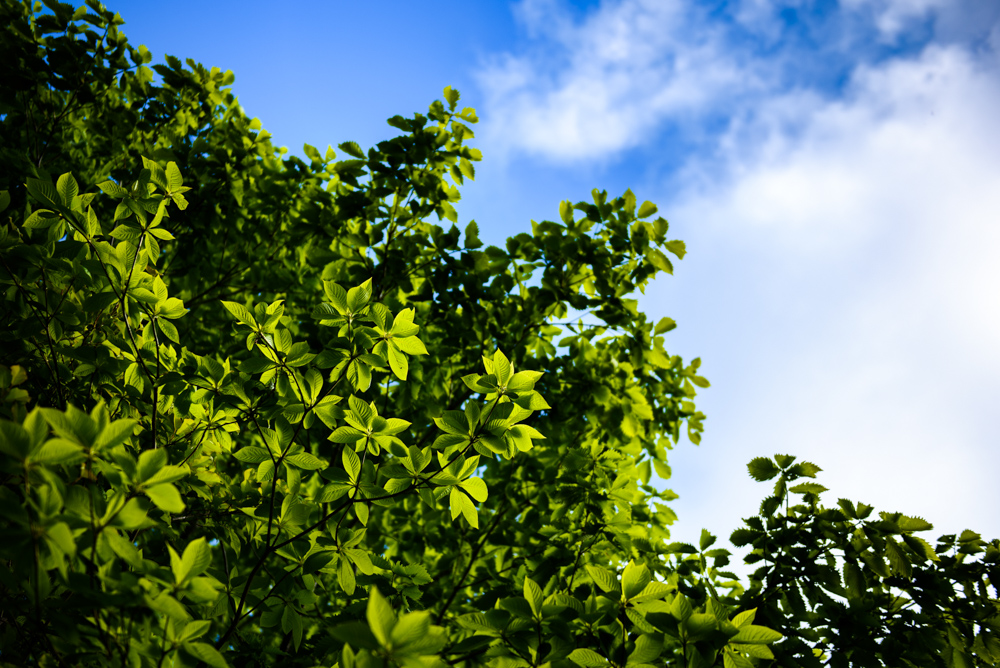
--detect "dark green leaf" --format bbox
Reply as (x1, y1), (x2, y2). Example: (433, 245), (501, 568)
(747, 457), (780, 481)
(569, 649), (608, 667)
(182, 642), (229, 668)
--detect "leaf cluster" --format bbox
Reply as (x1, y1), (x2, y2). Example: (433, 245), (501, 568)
(733, 455), (1000, 667)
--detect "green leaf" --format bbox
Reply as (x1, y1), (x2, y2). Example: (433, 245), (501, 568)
(56, 173), (79, 206)
(390, 611), (434, 652)
(95, 419), (137, 452)
(111, 497), (150, 530)
(898, 515), (934, 532)
(647, 248), (673, 274)
(303, 144), (322, 163)
(559, 200), (575, 224)
(339, 556), (356, 595)
(166, 162), (183, 191)
(838, 498), (857, 518)
(98, 180), (128, 198)
(653, 317), (677, 335)
(27, 178), (61, 208)
(690, 374), (710, 388)
(322, 281), (348, 314)
(729, 528), (760, 548)
(233, 447), (270, 463)
(138, 448), (168, 481)
(724, 651), (755, 668)
(23, 210), (59, 229)
(734, 643), (775, 660)
(493, 349), (512, 386)
(523, 577), (544, 617)
(221, 301), (256, 327)
(633, 580), (673, 603)
(622, 561), (652, 600)
(671, 593), (693, 622)
(902, 534), (938, 562)
(861, 550), (890, 578)
(843, 561), (866, 597)
(389, 308), (419, 337)
(459, 477), (488, 502)
(179, 620), (212, 642)
(462, 374), (494, 393)
(367, 587), (395, 646)
(106, 529), (142, 567)
(343, 447), (361, 481)
(731, 625), (783, 644)
(730, 609), (756, 628)
(395, 336), (428, 355)
(790, 461), (822, 477)
(790, 482), (827, 495)
(663, 239), (686, 259)
(621, 189), (637, 216)
(240, 357), (275, 374)
(464, 220), (482, 249)
(281, 606), (304, 649)
(31, 439), (83, 465)
(507, 370), (543, 393)
(145, 465), (189, 487)
(180, 538), (212, 580)
(285, 453), (326, 470)
(699, 529), (717, 551)
(331, 427), (364, 444)
(569, 649), (609, 667)
(339, 141), (365, 159)
(387, 345), (408, 380)
(183, 642), (229, 668)
(82, 291), (118, 312)
(149, 227), (175, 240)
(449, 487), (479, 528)
(628, 635), (662, 664)
(747, 457), (780, 481)
(885, 538), (913, 579)
(585, 565), (620, 594)
(0, 420), (31, 459)
(773, 454), (796, 468)
(354, 499), (368, 524)
(145, 483), (185, 513)
(636, 201), (658, 219)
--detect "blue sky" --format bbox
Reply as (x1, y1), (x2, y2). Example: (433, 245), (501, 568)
(111, 0), (1000, 550)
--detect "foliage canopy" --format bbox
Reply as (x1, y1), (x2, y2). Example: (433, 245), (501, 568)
(1, 2), (997, 667)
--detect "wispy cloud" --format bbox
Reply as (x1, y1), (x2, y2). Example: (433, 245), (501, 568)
(476, 0), (765, 161)
(476, 0), (999, 161)
(842, 0), (996, 42)
(678, 44), (1000, 252)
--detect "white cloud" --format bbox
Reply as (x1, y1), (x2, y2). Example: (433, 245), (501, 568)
(841, 0), (948, 39)
(665, 43), (1000, 544)
(477, 0), (1000, 165)
(477, 0), (762, 161)
(682, 45), (1000, 246)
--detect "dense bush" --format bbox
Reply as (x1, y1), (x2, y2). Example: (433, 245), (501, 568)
(1, 2), (997, 667)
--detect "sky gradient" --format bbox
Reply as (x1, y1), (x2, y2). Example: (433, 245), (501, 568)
(110, 0), (1000, 553)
